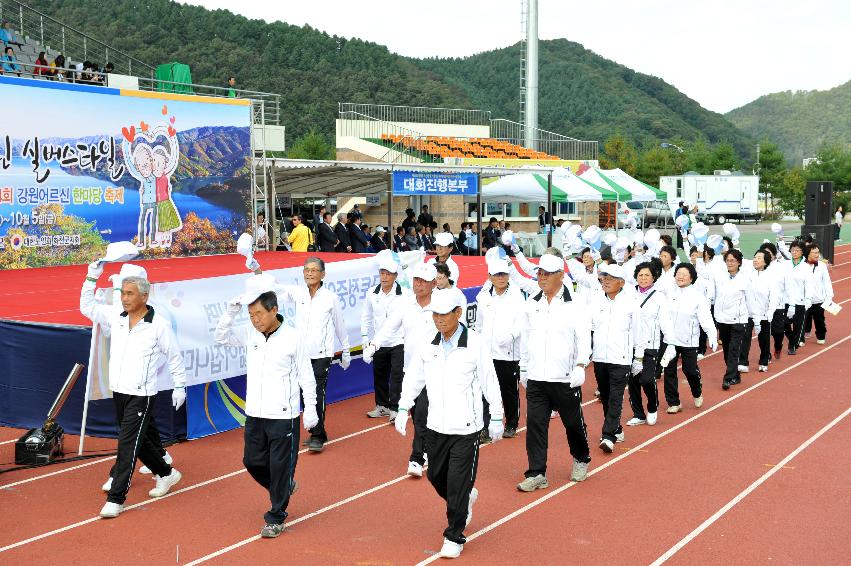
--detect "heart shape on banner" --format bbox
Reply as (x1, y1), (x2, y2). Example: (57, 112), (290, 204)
(121, 125), (136, 142)
(169, 116), (176, 124)
(161, 104), (168, 115)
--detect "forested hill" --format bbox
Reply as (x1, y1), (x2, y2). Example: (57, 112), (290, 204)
(40, 0), (751, 153)
(726, 80), (851, 165)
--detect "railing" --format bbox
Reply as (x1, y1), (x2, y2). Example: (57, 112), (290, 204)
(0, 0), (155, 78)
(490, 118), (599, 161)
(339, 102), (491, 126)
(338, 110), (432, 164)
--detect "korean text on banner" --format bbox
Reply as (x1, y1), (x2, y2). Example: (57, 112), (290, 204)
(391, 171), (478, 196)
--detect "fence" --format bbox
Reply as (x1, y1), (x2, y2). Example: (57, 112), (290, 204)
(490, 118), (598, 161)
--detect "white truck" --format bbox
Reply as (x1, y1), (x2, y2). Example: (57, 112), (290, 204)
(659, 171), (761, 224)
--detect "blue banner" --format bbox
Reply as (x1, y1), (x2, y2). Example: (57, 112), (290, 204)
(392, 171), (478, 196)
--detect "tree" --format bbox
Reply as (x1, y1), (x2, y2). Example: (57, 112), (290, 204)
(777, 168), (807, 218)
(709, 142), (739, 172)
(804, 143), (851, 192)
(286, 131), (335, 160)
(756, 141), (786, 195)
(636, 146), (673, 186)
(685, 138), (713, 174)
(600, 134), (638, 176)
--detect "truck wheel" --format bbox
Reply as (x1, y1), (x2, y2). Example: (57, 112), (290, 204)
(717, 215), (726, 225)
(706, 215), (716, 225)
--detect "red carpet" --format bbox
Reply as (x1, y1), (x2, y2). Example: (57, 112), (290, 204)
(0, 252), (491, 326)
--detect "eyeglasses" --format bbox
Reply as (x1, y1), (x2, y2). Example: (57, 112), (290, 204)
(303, 268), (322, 274)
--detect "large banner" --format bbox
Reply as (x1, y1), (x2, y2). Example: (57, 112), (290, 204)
(0, 76), (252, 268)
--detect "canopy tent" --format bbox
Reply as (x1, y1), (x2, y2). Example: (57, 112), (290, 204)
(579, 167), (663, 202)
(480, 168), (616, 203)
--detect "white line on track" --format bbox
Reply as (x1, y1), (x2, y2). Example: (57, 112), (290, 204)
(0, 439), (19, 446)
(649, 406), (851, 565)
(413, 332), (851, 566)
(0, 457), (116, 490)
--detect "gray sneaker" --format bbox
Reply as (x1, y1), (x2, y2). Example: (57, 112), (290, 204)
(387, 410), (398, 422)
(260, 522), (285, 538)
(517, 474), (549, 492)
(366, 406), (390, 418)
(571, 460), (589, 482)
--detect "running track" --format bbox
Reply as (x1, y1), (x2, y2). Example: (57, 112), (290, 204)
(1, 244), (849, 565)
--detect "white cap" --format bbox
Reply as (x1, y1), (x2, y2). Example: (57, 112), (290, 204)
(434, 232), (454, 247)
(375, 225), (386, 233)
(378, 259), (399, 274)
(707, 234), (723, 252)
(237, 273), (278, 305)
(236, 233), (253, 258)
(500, 231), (513, 246)
(426, 288), (463, 314)
(537, 254), (565, 273)
(102, 241), (140, 263)
(411, 262), (437, 281)
(599, 263), (625, 279)
(109, 263), (148, 284)
(487, 260), (510, 275)
(603, 233), (618, 247)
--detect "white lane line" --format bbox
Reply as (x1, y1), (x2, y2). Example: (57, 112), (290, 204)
(650, 406), (851, 565)
(0, 438), (20, 446)
(413, 332), (851, 566)
(0, 457), (116, 490)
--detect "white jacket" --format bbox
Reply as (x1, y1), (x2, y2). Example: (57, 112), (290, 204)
(633, 285), (672, 357)
(277, 284), (350, 360)
(427, 256), (460, 285)
(214, 312), (317, 419)
(782, 259), (811, 307)
(360, 282), (410, 347)
(475, 283), (525, 361)
(591, 288), (640, 365)
(747, 268), (782, 321)
(520, 285), (592, 383)
(663, 284), (718, 348)
(80, 280), (186, 396)
(372, 294), (437, 370)
(806, 261), (833, 305)
(694, 260), (716, 304)
(713, 269), (752, 324)
(400, 326), (503, 435)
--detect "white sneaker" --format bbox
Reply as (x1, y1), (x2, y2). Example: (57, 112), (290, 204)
(465, 487), (478, 526)
(99, 502), (123, 518)
(799, 342), (805, 347)
(694, 396), (703, 408)
(366, 406), (390, 418)
(817, 339), (825, 345)
(626, 417), (646, 426)
(148, 468), (181, 497)
(140, 451), (173, 474)
(667, 405), (682, 414)
(646, 412), (658, 425)
(550, 410), (559, 419)
(599, 438), (614, 453)
(614, 430), (625, 443)
(737, 365), (749, 374)
(697, 354), (705, 361)
(101, 476), (113, 492)
(407, 461), (423, 478)
(758, 365), (768, 372)
(439, 538), (463, 559)
(387, 410), (398, 422)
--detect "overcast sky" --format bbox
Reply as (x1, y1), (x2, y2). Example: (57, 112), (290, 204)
(182, 0), (850, 114)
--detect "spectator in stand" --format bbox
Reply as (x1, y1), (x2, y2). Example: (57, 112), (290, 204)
(423, 224), (436, 251)
(1, 46), (21, 76)
(483, 217), (501, 250)
(287, 215), (311, 252)
(371, 226), (388, 251)
(403, 226), (419, 251)
(350, 203), (363, 221)
(227, 76), (237, 98)
(254, 212), (268, 248)
(334, 213), (352, 253)
(317, 212), (337, 253)
(394, 226), (408, 252)
(348, 215), (370, 253)
(49, 54), (67, 81)
(401, 208), (417, 231)
(457, 222), (476, 256)
(538, 206), (552, 232)
(34, 52), (50, 77)
(442, 222), (451, 234)
(417, 205), (434, 228)
(314, 205), (326, 234)
(0, 20), (23, 48)
(417, 223), (434, 252)
(102, 62), (114, 76)
(362, 225), (374, 251)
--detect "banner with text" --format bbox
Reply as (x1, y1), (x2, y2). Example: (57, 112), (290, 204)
(392, 171), (478, 196)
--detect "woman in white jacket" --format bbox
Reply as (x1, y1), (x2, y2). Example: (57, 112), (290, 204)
(782, 240), (811, 356)
(803, 242), (834, 345)
(744, 250), (781, 373)
(661, 263), (718, 414)
(713, 249), (753, 390)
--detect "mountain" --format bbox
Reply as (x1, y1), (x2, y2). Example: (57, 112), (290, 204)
(726, 80), (851, 165)
(37, 0), (752, 155)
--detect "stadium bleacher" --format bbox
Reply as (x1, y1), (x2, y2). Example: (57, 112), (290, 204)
(377, 133), (560, 161)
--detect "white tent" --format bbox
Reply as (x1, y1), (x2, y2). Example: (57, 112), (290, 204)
(480, 168), (616, 203)
(578, 168), (662, 202)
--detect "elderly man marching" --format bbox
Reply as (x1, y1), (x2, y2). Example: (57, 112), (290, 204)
(81, 260), (185, 519)
(395, 289), (504, 559)
(214, 274), (318, 538)
(361, 256), (410, 420)
(590, 263), (639, 453)
(475, 259), (525, 440)
(517, 254), (592, 492)
(275, 257), (351, 453)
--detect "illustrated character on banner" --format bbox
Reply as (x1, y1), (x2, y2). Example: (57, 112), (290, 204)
(122, 125), (157, 249)
(150, 125), (182, 248)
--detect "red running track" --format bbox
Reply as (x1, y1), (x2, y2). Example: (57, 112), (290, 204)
(0, 245), (848, 564)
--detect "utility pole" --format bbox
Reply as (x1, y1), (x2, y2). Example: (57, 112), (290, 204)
(523, 0), (538, 150)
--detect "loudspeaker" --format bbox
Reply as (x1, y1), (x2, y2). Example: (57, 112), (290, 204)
(800, 224), (834, 264)
(805, 181), (833, 225)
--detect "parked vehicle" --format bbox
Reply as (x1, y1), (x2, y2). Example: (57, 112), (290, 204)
(659, 171), (761, 224)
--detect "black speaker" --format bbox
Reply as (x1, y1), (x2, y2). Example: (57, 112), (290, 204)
(800, 224), (834, 264)
(805, 181), (833, 225)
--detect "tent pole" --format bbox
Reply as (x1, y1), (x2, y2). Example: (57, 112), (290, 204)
(476, 174), (482, 256)
(547, 173), (553, 247)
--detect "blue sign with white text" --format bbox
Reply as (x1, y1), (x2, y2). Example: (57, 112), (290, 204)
(392, 171), (478, 196)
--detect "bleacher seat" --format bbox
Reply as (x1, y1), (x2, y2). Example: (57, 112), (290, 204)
(374, 134), (560, 161)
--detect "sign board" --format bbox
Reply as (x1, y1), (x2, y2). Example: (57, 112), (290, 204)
(391, 171), (478, 196)
(365, 194), (381, 206)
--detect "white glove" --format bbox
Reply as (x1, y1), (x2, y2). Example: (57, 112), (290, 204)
(302, 405), (319, 430)
(172, 387), (186, 410)
(568, 365), (586, 388)
(787, 305), (795, 318)
(394, 409), (409, 436)
(519, 366), (528, 389)
(245, 257), (260, 272)
(362, 343), (377, 364)
(804, 300), (812, 311)
(488, 419), (504, 443)
(709, 339), (718, 353)
(86, 261), (104, 280)
(591, 250), (601, 262)
(511, 243), (520, 254)
(631, 359), (643, 376)
(340, 350), (351, 370)
(660, 345), (676, 368)
(227, 298), (242, 316)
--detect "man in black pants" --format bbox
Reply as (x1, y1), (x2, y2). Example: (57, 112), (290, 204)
(80, 262), (185, 519)
(215, 274), (319, 537)
(395, 289), (503, 559)
(516, 254), (592, 492)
